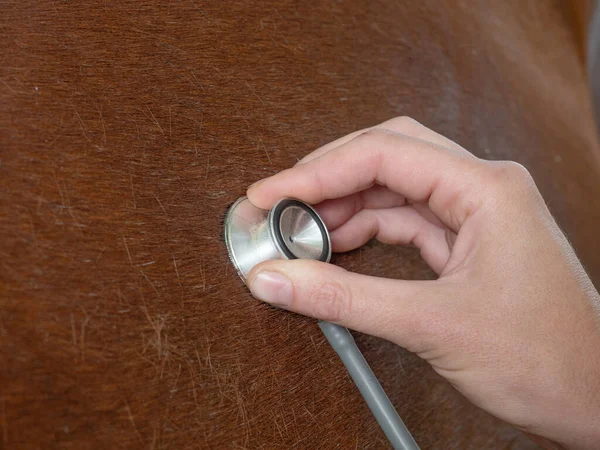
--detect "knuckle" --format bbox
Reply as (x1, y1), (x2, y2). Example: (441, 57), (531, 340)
(384, 115), (422, 132)
(353, 129), (388, 161)
(502, 161), (532, 181)
(484, 160), (535, 195)
(309, 281), (351, 322)
(357, 128), (384, 141)
(356, 127), (396, 150)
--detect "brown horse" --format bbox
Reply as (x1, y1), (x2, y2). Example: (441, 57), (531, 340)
(2, 1), (599, 448)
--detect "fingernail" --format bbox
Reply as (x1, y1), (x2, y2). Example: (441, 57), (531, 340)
(249, 271), (292, 307)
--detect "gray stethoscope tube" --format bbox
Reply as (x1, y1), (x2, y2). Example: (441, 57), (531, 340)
(319, 321), (419, 450)
(224, 197), (420, 450)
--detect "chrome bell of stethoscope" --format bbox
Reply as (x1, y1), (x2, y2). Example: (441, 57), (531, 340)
(224, 197), (332, 281)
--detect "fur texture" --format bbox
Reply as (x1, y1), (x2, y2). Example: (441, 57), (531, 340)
(1, 1), (599, 448)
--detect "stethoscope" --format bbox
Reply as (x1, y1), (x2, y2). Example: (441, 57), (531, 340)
(224, 196), (419, 450)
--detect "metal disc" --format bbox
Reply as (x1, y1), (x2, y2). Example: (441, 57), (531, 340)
(269, 198), (331, 262)
(224, 197), (331, 282)
(224, 197), (274, 280)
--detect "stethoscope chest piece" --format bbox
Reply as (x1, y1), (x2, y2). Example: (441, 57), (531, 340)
(224, 197), (331, 281)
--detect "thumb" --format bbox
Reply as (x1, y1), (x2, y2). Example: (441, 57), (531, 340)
(246, 259), (446, 351)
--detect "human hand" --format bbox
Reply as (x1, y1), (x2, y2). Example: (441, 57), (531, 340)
(245, 117), (600, 449)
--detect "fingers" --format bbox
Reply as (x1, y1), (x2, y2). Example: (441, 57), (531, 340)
(247, 259), (450, 351)
(248, 128), (481, 232)
(314, 184), (407, 231)
(296, 127), (372, 165)
(329, 206), (450, 274)
(297, 116), (472, 165)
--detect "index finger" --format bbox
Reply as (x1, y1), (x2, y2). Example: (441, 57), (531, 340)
(247, 129), (483, 232)
(297, 116), (471, 165)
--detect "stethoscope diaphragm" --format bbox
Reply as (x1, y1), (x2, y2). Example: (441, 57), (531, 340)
(224, 196), (331, 281)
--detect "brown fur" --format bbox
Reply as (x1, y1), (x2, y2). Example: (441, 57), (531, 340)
(566, 0), (596, 61)
(2, 1), (600, 448)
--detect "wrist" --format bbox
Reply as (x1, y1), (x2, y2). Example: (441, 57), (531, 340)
(536, 332), (600, 449)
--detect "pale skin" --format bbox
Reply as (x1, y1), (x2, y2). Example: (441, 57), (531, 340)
(245, 117), (600, 449)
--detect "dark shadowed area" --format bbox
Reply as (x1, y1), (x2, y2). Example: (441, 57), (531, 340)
(1, 1), (600, 449)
